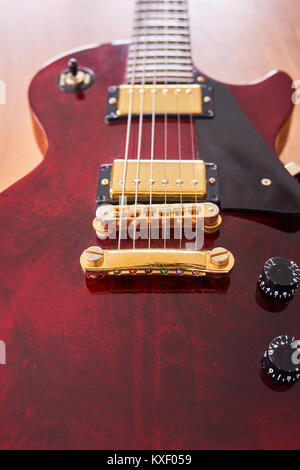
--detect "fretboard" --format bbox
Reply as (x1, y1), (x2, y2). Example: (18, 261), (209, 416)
(126, 0), (193, 84)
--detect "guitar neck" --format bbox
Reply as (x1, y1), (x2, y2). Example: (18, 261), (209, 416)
(127, 0), (194, 83)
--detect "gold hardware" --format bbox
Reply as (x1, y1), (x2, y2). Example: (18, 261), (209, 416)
(203, 96), (211, 103)
(84, 246), (104, 264)
(58, 68), (94, 92)
(285, 161), (300, 177)
(93, 202), (222, 237)
(101, 178), (109, 186)
(59, 74), (66, 87)
(197, 76), (205, 83)
(65, 71), (85, 87)
(80, 247), (234, 278)
(209, 177), (216, 185)
(109, 97), (117, 105)
(210, 247), (230, 267)
(84, 74), (91, 85)
(110, 159), (206, 201)
(261, 178), (272, 186)
(116, 84), (203, 116)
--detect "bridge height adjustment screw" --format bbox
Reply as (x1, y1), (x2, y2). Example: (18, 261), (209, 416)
(210, 247), (230, 267)
(84, 246), (104, 265)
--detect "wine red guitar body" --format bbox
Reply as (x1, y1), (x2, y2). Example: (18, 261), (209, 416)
(0, 42), (299, 450)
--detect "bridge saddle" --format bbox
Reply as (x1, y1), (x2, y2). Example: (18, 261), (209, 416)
(93, 202), (222, 239)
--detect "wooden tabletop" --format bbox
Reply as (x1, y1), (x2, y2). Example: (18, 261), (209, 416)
(0, 0), (299, 192)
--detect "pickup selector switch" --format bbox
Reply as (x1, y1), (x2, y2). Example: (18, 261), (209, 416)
(57, 57), (94, 92)
(263, 335), (300, 384)
(258, 257), (300, 301)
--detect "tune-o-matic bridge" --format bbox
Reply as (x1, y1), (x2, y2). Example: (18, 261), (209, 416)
(97, 160), (219, 205)
(93, 202), (222, 239)
(80, 247), (234, 279)
(106, 84), (215, 121)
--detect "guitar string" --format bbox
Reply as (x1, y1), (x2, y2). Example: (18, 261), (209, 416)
(178, 0), (192, 250)
(171, 0), (184, 250)
(186, 0), (199, 250)
(117, 30), (137, 250)
(148, 7), (158, 249)
(119, 0), (192, 250)
(189, 92), (198, 250)
(148, 57), (157, 248)
(176, 0), (186, 251)
(132, 12), (148, 250)
(176, 89), (183, 250)
(163, 0), (169, 249)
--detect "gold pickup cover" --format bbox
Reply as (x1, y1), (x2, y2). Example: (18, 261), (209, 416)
(110, 159), (207, 201)
(117, 84), (203, 116)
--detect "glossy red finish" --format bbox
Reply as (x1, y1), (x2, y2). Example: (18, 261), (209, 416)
(0, 43), (299, 450)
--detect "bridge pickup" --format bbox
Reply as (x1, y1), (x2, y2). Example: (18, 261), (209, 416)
(97, 161), (220, 205)
(80, 247), (234, 279)
(93, 202), (222, 239)
(106, 84), (214, 121)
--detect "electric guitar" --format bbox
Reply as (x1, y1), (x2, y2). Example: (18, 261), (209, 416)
(0, 0), (300, 450)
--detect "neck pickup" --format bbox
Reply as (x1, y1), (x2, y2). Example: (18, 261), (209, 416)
(106, 83), (214, 121)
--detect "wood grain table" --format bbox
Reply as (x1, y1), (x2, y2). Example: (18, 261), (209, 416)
(0, 0), (299, 192)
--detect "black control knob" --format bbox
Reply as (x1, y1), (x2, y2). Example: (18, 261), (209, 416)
(258, 257), (300, 301)
(263, 335), (300, 384)
(68, 58), (78, 76)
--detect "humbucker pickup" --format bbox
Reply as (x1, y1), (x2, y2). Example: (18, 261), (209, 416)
(106, 84), (215, 121)
(97, 161), (220, 205)
(80, 247), (234, 279)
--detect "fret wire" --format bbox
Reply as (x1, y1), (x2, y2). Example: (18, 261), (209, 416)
(137, 0), (186, 2)
(129, 44), (191, 50)
(134, 20), (189, 27)
(128, 64), (192, 70)
(136, 13), (188, 19)
(133, 29), (190, 36)
(127, 71), (193, 77)
(128, 58), (192, 64)
(127, 0), (192, 85)
(133, 37), (190, 44)
(136, 6), (186, 12)
(129, 55), (192, 61)
(137, 1), (186, 4)
(128, 78), (194, 84)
